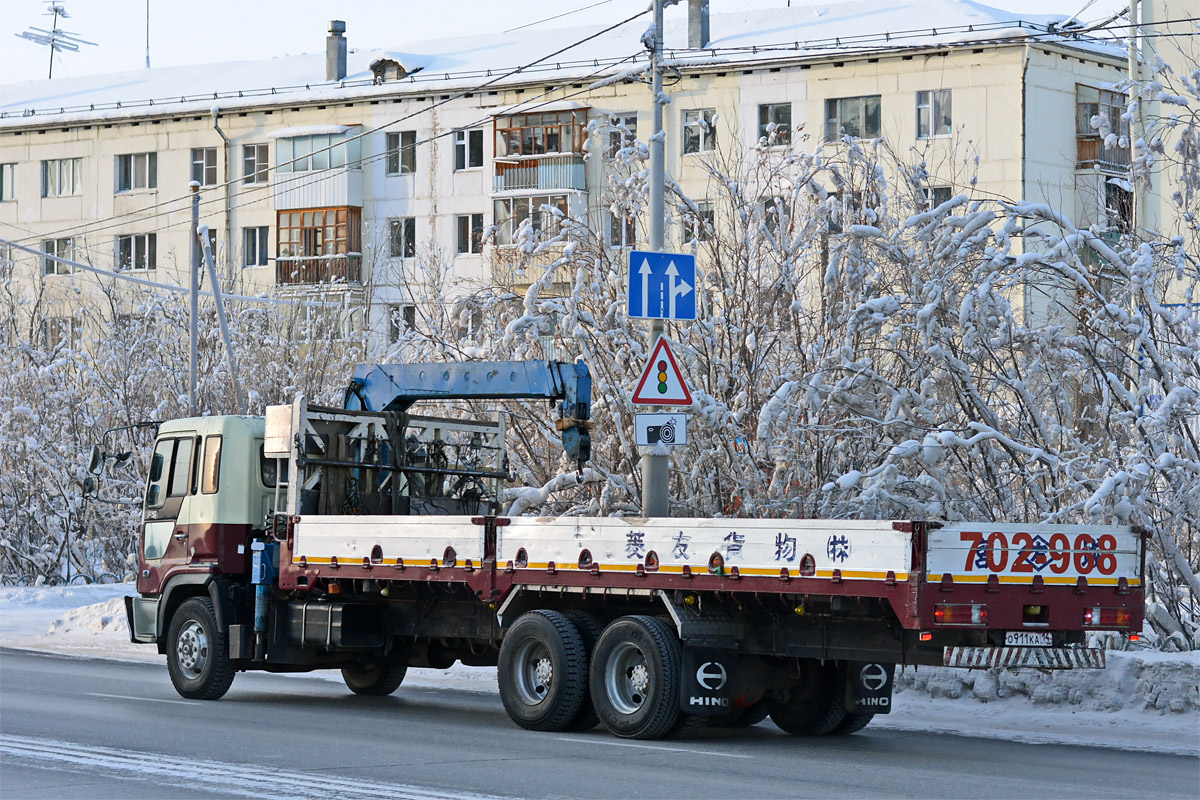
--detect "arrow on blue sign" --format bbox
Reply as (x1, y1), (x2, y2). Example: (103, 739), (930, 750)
(628, 250), (696, 321)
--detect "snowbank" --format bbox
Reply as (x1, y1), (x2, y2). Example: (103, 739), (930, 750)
(896, 652), (1200, 714)
(1, 584), (1195, 756)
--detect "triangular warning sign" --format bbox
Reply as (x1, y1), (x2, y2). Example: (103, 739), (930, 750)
(631, 337), (693, 406)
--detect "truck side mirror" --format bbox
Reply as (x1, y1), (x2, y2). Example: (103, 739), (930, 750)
(88, 445), (104, 475)
(81, 476), (97, 496)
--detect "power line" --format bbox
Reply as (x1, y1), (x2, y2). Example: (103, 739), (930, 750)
(505, 0), (620, 33)
(2, 63), (642, 305)
(0, 238), (334, 306)
(4, 8), (650, 248)
(5, 51), (643, 253)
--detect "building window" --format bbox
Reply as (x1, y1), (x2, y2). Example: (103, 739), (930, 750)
(455, 129), (484, 171)
(0, 163), (14, 201)
(40, 317), (78, 349)
(1105, 181), (1133, 234)
(42, 237), (73, 275)
(606, 211), (636, 249)
(191, 148), (217, 186)
(607, 113), (638, 157)
(243, 226), (269, 267)
(825, 96), (882, 140)
(387, 131), (417, 175)
(117, 233), (157, 271)
(388, 304), (416, 343)
(41, 157), (82, 197)
(687, 201), (714, 243)
(1076, 85), (1130, 170)
(495, 111), (587, 157)
(682, 109), (717, 154)
(276, 130), (362, 173)
(389, 217), (416, 258)
(116, 152), (157, 192)
(763, 197), (790, 236)
(275, 207), (362, 284)
(923, 186), (953, 209)
(492, 194), (569, 245)
(916, 90), (952, 138)
(457, 213), (484, 254)
(243, 144), (269, 184)
(758, 103), (792, 145)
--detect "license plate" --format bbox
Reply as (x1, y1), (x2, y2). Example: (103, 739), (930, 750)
(1005, 631), (1053, 647)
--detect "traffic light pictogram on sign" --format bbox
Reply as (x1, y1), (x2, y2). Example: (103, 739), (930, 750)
(632, 336), (692, 406)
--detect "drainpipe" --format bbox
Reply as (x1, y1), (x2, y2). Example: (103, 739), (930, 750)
(211, 107), (233, 278)
(1020, 43), (1031, 323)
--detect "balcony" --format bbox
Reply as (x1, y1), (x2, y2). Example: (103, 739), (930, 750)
(493, 154), (586, 194)
(1076, 136), (1130, 173)
(275, 255), (362, 286)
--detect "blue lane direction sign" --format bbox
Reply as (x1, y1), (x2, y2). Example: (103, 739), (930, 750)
(628, 250), (696, 321)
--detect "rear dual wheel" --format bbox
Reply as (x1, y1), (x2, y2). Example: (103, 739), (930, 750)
(589, 616), (689, 740)
(498, 610), (589, 731)
(766, 660), (875, 736)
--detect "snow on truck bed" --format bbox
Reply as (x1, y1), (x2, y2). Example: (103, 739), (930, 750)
(0, 582), (1194, 756)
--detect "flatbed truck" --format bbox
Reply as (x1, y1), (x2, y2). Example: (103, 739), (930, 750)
(119, 360), (1145, 739)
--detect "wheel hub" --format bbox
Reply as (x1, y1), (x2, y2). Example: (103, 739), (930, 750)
(175, 621), (208, 679)
(534, 657), (553, 689)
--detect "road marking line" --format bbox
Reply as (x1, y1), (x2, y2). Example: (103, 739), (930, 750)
(1, 734), (510, 800)
(553, 736), (751, 759)
(85, 692), (200, 705)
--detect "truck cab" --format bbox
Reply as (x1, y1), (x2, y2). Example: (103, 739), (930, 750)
(128, 416), (272, 643)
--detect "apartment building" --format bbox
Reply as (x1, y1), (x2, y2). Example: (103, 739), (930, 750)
(0, 0), (1141, 353)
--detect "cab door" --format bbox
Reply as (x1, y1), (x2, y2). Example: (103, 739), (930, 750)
(136, 433), (198, 594)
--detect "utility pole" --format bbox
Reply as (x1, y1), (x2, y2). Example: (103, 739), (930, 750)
(145, 0), (150, 69)
(190, 182), (200, 416)
(641, 0), (669, 518)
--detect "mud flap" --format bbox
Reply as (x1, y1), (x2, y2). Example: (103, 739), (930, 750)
(679, 646), (736, 716)
(845, 661), (895, 714)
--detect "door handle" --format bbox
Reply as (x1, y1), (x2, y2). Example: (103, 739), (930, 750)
(174, 531), (188, 541)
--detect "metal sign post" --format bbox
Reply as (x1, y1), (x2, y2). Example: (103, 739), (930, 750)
(641, 0), (669, 518)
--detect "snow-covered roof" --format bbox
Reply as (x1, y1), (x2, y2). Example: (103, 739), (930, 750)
(0, 0), (1124, 128)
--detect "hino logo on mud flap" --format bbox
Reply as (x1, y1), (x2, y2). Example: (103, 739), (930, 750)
(858, 696), (890, 708)
(689, 696), (730, 707)
(696, 661), (728, 691)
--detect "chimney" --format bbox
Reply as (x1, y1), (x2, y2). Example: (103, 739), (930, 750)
(326, 20), (347, 81)
(688, 0), (710, 49)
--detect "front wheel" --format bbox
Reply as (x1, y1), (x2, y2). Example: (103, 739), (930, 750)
(167, 597), (235, 700)
(342, 660), (407, 696)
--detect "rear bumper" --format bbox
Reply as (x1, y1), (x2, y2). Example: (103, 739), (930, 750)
(944, 646), (1105, 669)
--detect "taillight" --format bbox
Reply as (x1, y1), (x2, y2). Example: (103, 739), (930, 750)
(1083, 607), (1131, 628)
(934, 603), (988, 626)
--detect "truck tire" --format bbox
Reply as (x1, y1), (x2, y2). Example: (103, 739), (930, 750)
(830, 712), (875, 735)
(590, 615), (682, 740)
(342, 660), (408, 696)
(167, 597), (235, 700)
(766, 659), (846, 736)
(498, 610), (587, 732)
(563, 612), (603, 731)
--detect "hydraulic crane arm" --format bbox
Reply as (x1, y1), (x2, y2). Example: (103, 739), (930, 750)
(344, 360), (592, 469)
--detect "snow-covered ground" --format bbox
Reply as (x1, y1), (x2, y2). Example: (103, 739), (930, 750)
(1, 584), (1195, 757)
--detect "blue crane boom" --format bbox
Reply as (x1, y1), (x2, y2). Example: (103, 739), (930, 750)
(343, 360), (592, 469)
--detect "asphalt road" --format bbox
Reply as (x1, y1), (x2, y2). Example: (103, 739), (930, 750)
(1, 649), (1195, 800)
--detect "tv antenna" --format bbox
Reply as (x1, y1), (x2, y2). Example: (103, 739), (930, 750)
(15, 3), (97, 79)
